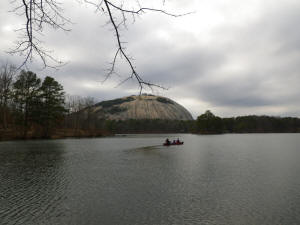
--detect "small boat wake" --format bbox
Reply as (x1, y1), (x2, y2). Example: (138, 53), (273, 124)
(138, 145), (162, 150)
(125, 145), (162, 153)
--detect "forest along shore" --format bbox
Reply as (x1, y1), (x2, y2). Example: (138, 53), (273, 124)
(0, 128), (112, 141)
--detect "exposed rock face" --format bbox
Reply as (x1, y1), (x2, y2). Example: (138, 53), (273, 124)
(88, 95), (193, 120)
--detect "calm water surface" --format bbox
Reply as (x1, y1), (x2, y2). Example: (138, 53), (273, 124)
(1, 134), (300, 225)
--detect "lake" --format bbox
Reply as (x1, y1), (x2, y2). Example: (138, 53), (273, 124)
(1, 133), (300, 225)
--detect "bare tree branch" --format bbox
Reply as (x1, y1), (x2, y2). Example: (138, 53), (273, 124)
(106, 1), (190, 17)
(99, 0), (183, 93)
(10, 0), (189, 93)
(9, 0), (71, 69)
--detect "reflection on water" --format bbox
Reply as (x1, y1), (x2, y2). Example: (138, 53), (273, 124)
(1, 134), (300, 225)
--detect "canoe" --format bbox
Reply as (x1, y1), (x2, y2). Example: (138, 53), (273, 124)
(163, 142), (184, 146)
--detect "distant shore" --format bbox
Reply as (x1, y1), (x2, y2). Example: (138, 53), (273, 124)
(0, 128), (112, 142)
(2, 128), (300, 142)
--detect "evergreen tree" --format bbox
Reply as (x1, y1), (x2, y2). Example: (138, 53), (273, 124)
(196, 110), (223, 134)
(39, 76), (66, 137)
(13, 70), (41, 137)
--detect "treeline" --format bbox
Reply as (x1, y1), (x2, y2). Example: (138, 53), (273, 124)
(0, 65), (65, 138)
(196, 110), (300, 134)
(98, 119), (196, 134)
(0, 64), (106, 140)
(98, 111), (300, 134)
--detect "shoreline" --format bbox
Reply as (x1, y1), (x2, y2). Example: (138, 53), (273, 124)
(0, 128), (112, 142)
(1, 130), (300, 142)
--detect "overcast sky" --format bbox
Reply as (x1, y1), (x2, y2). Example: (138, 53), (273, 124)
(1, 0), (300, 118)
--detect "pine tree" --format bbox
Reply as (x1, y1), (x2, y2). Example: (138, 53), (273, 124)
(39, 76), (66, 137)
(13, 70), (41, 137)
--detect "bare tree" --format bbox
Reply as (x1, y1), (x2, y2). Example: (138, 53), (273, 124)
(0, 63), (16, 129)
(9, 0), (188, 93)
(82, 96), (95, 129)
(64, 94), (86, 129)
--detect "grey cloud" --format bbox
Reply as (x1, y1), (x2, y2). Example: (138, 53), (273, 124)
(264, 4), (300, 54)
(139, 47), (225, 87)
(194, 78), (276, 107)
(184, 1), (300, 115)
(1, 0), (300, 117)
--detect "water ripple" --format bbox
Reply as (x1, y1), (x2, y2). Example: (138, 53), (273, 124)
(1, 134), (300, 224)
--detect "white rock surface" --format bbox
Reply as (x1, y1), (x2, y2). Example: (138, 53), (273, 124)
(90, 95), (193, 120)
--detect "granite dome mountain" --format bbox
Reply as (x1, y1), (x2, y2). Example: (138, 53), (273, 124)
(84, 95), (193, 120)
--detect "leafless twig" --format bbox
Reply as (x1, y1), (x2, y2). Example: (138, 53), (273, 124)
(9, 0), (71, 69)
(87, 0), (189, 93)
(10, 0), (189, 93)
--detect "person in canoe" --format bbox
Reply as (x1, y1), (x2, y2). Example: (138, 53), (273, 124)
(164, 138), (184, 146)
(165, 138), (171, 145)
